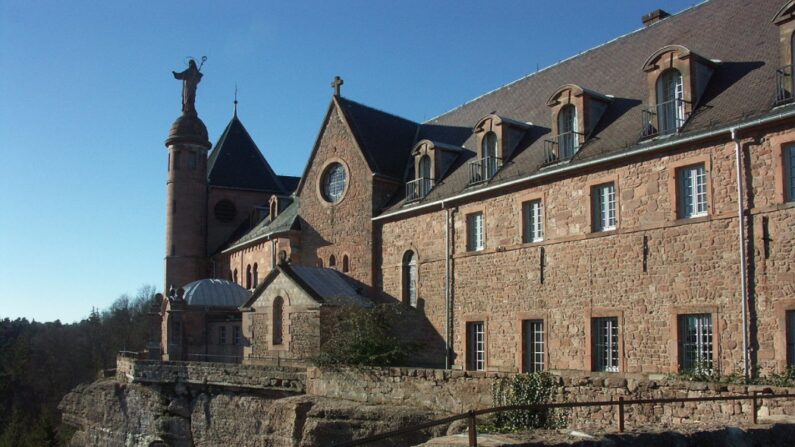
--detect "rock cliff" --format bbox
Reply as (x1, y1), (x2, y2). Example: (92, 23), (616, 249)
(59, 378), (448, 446)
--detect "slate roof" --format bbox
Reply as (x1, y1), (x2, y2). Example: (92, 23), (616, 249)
(222, 198), (300, 252)
(379, 0), (795, 213)
(181, 279), (251, 308)
(207, 114), (286, 192)
(336, 96), (420, 180)
(241, 263), (372, 309)
(278, 175), (301, 194)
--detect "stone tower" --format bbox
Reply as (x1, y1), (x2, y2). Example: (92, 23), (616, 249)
(164, 61), (212, 291)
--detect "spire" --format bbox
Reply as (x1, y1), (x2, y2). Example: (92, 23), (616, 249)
(233, 83), (239, 117)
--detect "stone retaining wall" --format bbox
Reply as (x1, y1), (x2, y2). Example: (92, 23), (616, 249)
(117, 355), (305, 392)
(306, 367), (795, 430)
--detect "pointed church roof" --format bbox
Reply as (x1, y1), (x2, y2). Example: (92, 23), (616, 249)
(335, 96), (420, 180)
(207, 115), (285, 192)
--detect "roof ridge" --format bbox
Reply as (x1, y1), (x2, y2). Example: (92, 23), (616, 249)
(336, 95), (419, 126)
(424, 0), (712, 124)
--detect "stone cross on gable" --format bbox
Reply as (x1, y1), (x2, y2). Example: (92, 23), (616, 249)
(331, 76), (344, 96)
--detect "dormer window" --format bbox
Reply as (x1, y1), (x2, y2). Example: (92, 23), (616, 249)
(470, 115), (531, 185)
(773, 3), (795, 104)
(544, 84), (609, 165)
(641, 45), (715, 138)
(406, 140), (461, 203)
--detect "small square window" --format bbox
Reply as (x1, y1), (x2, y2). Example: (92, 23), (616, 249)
(467, 321), (485, 371)
(592, 317), (619, 372)
(522, 200), (544, 243)
(219, 326), (227, 345)
(522, 320), (545, 372)
(592, 183), (617, 232)
(466, 212), (485, 251)
(786, 145), (795, 202)
(677, 164), (708, 218)
(678, 314), (713, 372)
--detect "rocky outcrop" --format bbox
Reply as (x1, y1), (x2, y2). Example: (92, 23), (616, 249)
(59, 378), (448, 446)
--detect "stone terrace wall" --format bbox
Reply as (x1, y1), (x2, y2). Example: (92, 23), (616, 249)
(117, 356), (305, 392)
(306, 367), (795, 431)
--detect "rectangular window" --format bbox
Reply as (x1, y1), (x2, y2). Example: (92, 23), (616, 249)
(678, 164), (708, 218)
(219, 326), (227, 345)
(170, 321), (181, 344)
(522, 320), (545, 372)
(593, 317), (619, 372)
(466, 212), (485, 251)
(786, 145), (795, 202)
(787, 311), (795, 367)
(467, 321), (485, 371)
(678, 314), (713, 372)
(232, 326), (241, 346)
(592, 183), (617, 232)
(522, 200), (544, 243)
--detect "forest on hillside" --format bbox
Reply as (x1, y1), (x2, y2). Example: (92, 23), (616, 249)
(0, 286), (157, 447)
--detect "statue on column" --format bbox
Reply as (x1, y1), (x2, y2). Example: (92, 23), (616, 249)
(172, 57), (205, 114)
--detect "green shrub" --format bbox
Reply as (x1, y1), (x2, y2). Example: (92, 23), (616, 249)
(485, 372), (566, 432)
(314, 304), (416, 367)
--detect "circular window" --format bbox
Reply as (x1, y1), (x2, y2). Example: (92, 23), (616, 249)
(321, 163), (347, 203)
(214, 199), (237, 222)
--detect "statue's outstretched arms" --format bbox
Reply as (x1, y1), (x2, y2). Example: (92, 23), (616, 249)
(173, 70), (182, 79)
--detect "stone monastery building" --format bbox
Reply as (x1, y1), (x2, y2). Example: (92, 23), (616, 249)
(158, 0), (795, 378)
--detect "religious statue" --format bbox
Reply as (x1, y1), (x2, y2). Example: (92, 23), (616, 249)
(172, 57), (205, 114)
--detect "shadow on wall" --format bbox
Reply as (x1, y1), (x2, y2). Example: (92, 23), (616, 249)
(377, 293), (448, 369)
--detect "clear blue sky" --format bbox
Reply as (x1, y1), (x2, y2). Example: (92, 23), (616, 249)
(0, 0), (698, 323)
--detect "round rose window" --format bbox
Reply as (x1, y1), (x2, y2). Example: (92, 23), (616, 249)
(322, 163), (346, 203)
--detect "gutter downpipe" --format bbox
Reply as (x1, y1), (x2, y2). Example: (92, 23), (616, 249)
(731, 127), (750, 380)
(443, 201), (451, 369)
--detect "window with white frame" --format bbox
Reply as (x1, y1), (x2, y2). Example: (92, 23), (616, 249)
(656, 69), (685, 135)
(787, 310), (795, 366)
(466, 212), (485, 251)
(678, 164), (708, 218)
(467, 321), (485, 371)
(592, 182), (617, 232)
(402, 250), (418, 307)
(678, 314), (713, 372)
(786, 145), (795, 202)
(593, 317), (619, 372)
(522, 320), (545, 373)
(523, 200), (544, 243)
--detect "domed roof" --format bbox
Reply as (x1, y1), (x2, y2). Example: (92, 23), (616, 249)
(165, 112), (211, 148)
(182, 279), (250, 308)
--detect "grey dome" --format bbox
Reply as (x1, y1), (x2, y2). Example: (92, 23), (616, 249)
(165, 112), (211, 148)
(182, 279), (250, 308)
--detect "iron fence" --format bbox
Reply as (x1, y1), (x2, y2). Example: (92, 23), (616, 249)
(543, 131), (585, 165)
(776, 65), (793, 105)
(406, 177), (434, 202)
(641, 98), (690, 138)
(333, 391), (795, 447)
(468, 156), (502, 185)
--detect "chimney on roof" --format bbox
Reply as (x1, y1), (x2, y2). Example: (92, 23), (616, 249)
(642, 9), (670, 27)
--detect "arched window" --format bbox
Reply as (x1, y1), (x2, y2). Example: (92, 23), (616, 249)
(417, 154), (433, 198)
(252, 263), (258, 287)
(272, 296), (284, 345)
(402, 251), (418, 307)
(233, 269), (238, 285)
(229, 270), (233, 281)
(329, 255), (336, 269)
(317, 258), (323, 268)
(419, 155), (431, 179)
(656, 69), (685, 135)
(245, 265), (252, 289)
(482, 132), (499, 178)
(342, 255), (350, 273)
(557, 105), (579, 159)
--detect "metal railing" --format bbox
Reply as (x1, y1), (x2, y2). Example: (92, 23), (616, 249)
(543, 131), (585, 165)
(468, 156), (502, 185)
(776, 65), (793, 105)
(406, 177), (434, 203)
(641, 98), (690, 138)
(333, 391), (795, 447)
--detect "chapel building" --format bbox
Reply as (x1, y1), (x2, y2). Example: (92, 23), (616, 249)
(158, 0), (795, 376)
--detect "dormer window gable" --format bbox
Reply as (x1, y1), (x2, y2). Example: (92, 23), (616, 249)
(641, 45), (716, 138)
(773, 1), (795, 104)
(405, 139), (461, 203)
(470, 114), (531, 185)
(544, 84), (611, 165)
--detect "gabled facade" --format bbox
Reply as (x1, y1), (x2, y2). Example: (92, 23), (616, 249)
(159, 0), (795, 376)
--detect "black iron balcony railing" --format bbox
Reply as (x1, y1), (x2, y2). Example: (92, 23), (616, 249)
(776, 64), (793, 105)
(468, 156), (502, 185)
(641, 98), (690, 138)
(405, 177), (434, 203)
(543, 131), (585, 165)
